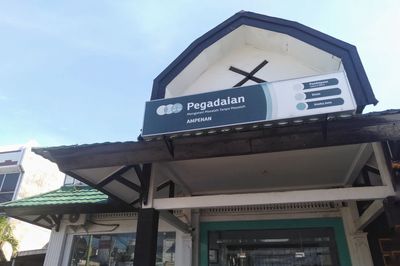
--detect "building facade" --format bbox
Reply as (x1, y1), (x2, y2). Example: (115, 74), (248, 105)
(2, 11), (400, 266)
(0, 142), (64, 261)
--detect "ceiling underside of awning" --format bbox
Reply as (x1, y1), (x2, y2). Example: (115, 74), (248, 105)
(161, 144), (366, 195)
(4, 203), (134, 230)
(64, 164), (151, 206)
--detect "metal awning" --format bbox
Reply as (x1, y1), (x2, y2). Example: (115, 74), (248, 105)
(0, 186), (136, 229)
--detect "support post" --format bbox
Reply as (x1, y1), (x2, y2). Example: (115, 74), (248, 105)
(133, 208), (159, 266)
(373, 142), (395, 191)
(341, 203), (374, 266)
(355, 200), (384, 230)
(191, 209), (200, 266)
(43, 223), (68, 266)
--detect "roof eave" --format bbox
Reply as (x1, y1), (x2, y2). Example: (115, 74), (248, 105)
(33, 110), (400, 171)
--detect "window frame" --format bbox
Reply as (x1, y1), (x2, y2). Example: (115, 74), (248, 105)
(200, 218), (352, 266)
(67, 231), (177, 266)
(0, 172), (21, 203)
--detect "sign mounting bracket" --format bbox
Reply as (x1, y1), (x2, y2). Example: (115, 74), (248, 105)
(163, 136), (175, 158)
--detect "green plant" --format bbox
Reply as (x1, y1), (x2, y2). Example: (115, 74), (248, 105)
(0, 216), (18, 259)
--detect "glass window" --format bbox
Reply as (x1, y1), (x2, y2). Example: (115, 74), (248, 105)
(0, 192), (14, 203)
(208, 228), (340, 266)
(64, 175), (87, 186)
(69, 232), (176, 266)
(157, 232), (175, 265)
(0, 173), (20, 203)
(1, 173), (20, 192)
(64, 175), (75, 186)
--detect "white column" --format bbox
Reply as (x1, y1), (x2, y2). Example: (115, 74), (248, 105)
(175, 231), (192, 266)
(341, 205), (374, 266)
(43, 223), (68, 266)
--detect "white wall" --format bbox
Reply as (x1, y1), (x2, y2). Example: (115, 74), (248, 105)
(165, 25), (341, 98)
(9, 144), (65, 252)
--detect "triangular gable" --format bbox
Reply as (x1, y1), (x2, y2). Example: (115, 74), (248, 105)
(152, 11), (377, 112)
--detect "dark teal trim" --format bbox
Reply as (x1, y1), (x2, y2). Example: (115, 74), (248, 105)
(200, 217), (351, 266)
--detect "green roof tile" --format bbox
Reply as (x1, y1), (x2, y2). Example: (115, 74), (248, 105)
(0, 186), (108, 208)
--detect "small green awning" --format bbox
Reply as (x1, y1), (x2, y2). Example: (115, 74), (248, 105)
(0, 186), (136, 229)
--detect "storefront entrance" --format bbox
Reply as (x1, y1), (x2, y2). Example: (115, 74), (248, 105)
(200, 218), (352, 266)
(208, 228), (339, 266)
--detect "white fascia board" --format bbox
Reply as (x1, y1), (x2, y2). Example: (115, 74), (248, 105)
(153, 186), (395, 210)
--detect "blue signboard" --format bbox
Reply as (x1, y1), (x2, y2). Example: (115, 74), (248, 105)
(143, 83), (271, 137)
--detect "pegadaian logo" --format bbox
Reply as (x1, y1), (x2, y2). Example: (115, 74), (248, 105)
(156, 103), (183, 116)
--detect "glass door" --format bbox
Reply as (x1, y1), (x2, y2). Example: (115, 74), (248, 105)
(208, 228), (340, 266)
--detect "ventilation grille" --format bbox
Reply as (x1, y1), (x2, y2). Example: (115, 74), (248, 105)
(92, 212), (138, 219)
(89, 202), (343, 219)
(201, 202), (345, 216)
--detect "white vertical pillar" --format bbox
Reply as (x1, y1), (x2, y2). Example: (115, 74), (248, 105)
(182, 234), (193, 266)
(43, 223), (68, 266)
(341, 205), (374, 266)
(175, 231), (192, 266)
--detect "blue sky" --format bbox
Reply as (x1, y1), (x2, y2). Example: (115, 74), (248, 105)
(0, 1), (399, 146)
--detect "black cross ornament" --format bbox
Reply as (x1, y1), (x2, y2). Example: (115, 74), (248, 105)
(229, 60), (268, 87)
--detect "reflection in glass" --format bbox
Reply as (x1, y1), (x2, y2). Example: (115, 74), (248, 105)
(208, 228), (340, 266)
(0, 173), (21, 203)
(69, 232), (175, 266)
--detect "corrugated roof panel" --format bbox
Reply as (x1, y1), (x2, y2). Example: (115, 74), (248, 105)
(0, 186), (108, 208)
